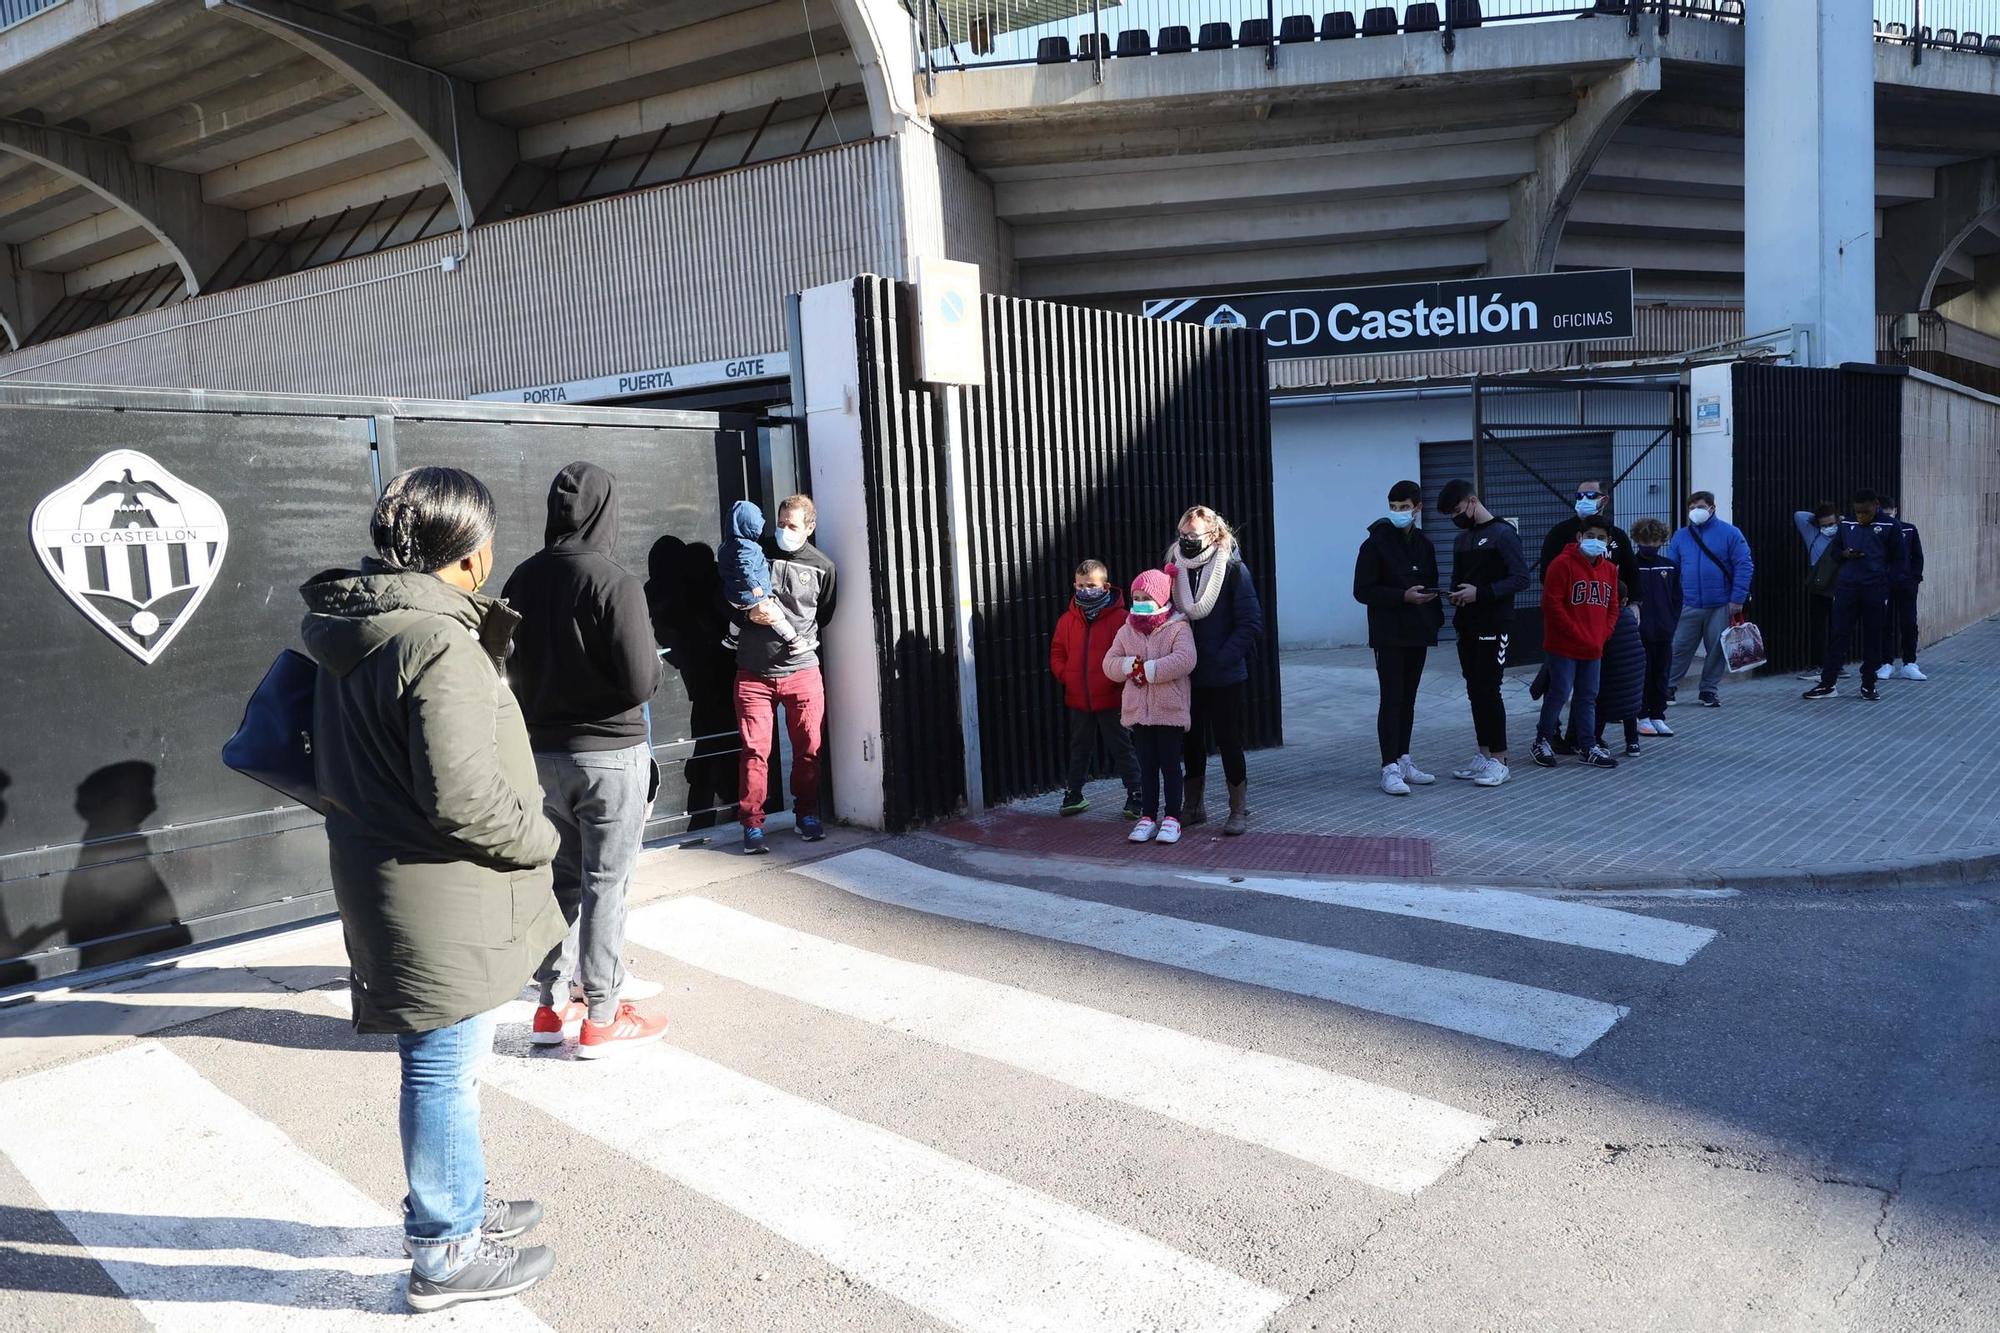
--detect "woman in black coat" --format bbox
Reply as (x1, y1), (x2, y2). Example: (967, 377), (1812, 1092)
(1352, 481), (1445, 796)
(1593, 606), (1646, 757)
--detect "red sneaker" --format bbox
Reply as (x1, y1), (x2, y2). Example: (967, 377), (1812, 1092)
(576, 1002), (668, 1060)
(529, 1000), (586, 1046)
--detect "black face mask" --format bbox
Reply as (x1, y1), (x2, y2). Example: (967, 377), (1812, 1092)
(1177, 534), (1208, 558)
(1451, 511), (1476, 530)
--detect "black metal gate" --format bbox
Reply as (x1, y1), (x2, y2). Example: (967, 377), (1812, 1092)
(849, 277), (1281, 828)
(1472, 376), (1687, 660)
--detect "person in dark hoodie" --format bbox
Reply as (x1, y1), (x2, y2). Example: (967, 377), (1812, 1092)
(1438, 479), (1530, 788)
(1353, 480), (1444, 797)
(502, 462), (668, 1059)
(1631, 517), (1682, 737)
(1804, 488), (1903, 702)
(301, 467), (560, 1312)
(1878, 496), (1928, 682)
(1050, 559), (1142, 819)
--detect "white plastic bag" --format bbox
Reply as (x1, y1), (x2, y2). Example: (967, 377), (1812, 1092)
(1720, 617), (1767, 673)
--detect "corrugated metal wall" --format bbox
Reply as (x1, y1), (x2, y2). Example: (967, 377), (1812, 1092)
(0, 140), (906, 398)
(1730, 363), (1904, 673)
(847, 276), (1281, 826)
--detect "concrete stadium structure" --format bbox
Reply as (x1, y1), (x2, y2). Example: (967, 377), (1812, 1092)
(0, 0), (1994, 392)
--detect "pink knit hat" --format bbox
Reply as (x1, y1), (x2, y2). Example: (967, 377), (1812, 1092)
(1130, 569), (1171, 609)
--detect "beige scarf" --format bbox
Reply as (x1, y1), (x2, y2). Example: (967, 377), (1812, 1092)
(1166, 537), (1232, 621)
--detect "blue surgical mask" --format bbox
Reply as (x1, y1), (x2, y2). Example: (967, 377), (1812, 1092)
(1386, 510), (1414, 529)
(1130, 599), (1161, 617)
(775, 526), (807, 553)
(1579, 538), (1608, 558)
(1574, 498), (1599, 518)
(1820, 523), (1839, 537)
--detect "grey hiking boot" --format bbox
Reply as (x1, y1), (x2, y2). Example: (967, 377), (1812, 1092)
(1181, 774), (1208, 826)
(406, 1238), (556, 1313)
(403, 1193), (544, 1255)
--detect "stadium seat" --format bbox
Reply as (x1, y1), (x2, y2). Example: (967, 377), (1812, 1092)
(1075, 30), (1112, 59)
(1361, 6), (1398, 35)
(1279, 14), (1315, 42)
(1939, 28), (1959, 45)
(1986, 34), (2000, 53)
(1036, 35), (1071, 62)
(1158, 24), (1193, 52)
(1404, 2), (1440, 33)
(1198, 20), (1233, 49)
(1447, 0), (1482, 27)
(1884, 22), (1907, 37)
(1960, 31), (1982, 51)
(1320, 12), (1358, 38)
(1116, 27), (1152, 56)
(1238, 17), (1273, 45)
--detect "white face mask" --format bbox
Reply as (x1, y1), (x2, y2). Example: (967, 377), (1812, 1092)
(1386, 510), (1415, 529)
(775, 526), (807, 553)
(1688, 506), (1713, 526)
(1820, 523), (1839, 537)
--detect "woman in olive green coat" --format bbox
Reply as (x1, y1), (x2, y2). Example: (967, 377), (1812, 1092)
(301, 466), (564, 1313)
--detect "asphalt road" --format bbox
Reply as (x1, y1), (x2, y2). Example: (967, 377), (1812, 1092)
(1, 833), (1994, 1332)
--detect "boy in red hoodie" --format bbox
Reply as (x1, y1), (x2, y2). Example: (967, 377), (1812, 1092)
(1534, 518), (1622, 770)
(1051, 560), (1142, 818)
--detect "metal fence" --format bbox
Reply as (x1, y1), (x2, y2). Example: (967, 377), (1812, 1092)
(0, 0), (64, 31)
(922, 0), (2000, 72)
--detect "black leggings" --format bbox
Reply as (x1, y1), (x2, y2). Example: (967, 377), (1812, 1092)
(1133, 725), (1185, 820)
(1373, 647), (1427, 766)
(1182, 682), (1248, 787)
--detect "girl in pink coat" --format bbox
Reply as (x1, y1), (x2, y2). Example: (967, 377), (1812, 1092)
(1101, 568), (1199, 844)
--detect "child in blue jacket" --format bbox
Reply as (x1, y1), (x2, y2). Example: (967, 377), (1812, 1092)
(1879, 496), (1927, 682)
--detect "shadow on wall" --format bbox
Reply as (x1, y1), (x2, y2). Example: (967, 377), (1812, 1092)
(646, 536), (752, 830)
(0, 763), (190, 984)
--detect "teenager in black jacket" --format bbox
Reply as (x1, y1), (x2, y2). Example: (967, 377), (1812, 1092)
(1438, 478), (1530, 787)
(1353, 480), (1444, 796)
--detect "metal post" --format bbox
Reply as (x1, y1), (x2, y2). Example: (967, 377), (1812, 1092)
(1092, 0), (1104, 84)
(937, 384), (985, 813)
(1443, 2), (1455, 55)
(1913, 0), (1922, 65)
(1266, 0), (1277, 68)
(922, 0), (936, 94)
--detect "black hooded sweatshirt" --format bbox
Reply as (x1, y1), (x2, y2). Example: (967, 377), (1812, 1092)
(502, 462), (662, 752)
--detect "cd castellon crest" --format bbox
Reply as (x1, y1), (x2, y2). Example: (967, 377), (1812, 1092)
(31, 450), (231, 665)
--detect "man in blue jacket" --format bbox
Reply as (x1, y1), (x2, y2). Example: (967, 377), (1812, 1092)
(1877, 496), (1927, 682)
(1804, 489), (1904, 702)
(1665, 490), (1755, 707)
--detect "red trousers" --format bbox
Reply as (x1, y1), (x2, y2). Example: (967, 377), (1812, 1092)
(733, 667), (824, 829)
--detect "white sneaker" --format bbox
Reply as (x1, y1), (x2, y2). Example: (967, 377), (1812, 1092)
(1877, 663), (1895, 681)
(1650, 717), (1674, 737)
(1472, 759), (1509, 787)
(1899, 662), (1927, 681)
(1451, 755), (1492, 781)
(1128, 818), (1157, 843)
(1636, 719), (1660, 736)
(1155, 816), (1182, 845)
(1398, 755), (1435, 785)
(1381, 763), (1412, 796)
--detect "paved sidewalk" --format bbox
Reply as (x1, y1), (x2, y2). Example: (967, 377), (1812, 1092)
(1005, 615), (2000, 890)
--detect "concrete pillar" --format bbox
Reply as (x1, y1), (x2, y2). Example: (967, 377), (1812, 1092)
(1744, 0), (1874, 366)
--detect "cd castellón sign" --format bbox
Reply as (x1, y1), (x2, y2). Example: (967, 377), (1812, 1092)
(1142, 270), (1634, 359)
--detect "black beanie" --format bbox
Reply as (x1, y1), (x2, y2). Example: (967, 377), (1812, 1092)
(1437, 478), (1474, 517)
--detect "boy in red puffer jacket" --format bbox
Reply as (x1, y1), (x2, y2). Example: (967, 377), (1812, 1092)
(1050, 560), (1142, 819)
(1534, 517), (1623, 771)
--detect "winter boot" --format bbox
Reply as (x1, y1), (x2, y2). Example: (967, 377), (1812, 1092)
(1181, 774), (1209, 827)
(1223, 782), (1249, 836)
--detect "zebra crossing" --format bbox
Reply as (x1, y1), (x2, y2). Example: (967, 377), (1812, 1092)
(0, 844), (1717, 1331)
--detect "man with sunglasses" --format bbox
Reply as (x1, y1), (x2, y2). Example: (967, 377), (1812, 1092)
(1535, 480), (1640, 752)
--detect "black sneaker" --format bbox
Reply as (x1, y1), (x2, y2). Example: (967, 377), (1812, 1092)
(1624, 741), (1642, 758)
(1802, 683), (1837, 700)
(1121, 792), (1143, 820)
(1860, 684), (1880, 702)
(1579, 746), (1619, 769)
(403, 1194), (543, 1256)
(1698, 694), (1720, 708)
(1531, 738), (1557, 768)
(1664, 690), (1677, 708)
(1059, 791), (1088, 817)
(406, 1239), (555, 1313)
(1549, 735), (1578, 756)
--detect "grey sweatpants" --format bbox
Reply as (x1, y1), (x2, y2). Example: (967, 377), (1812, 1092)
(532, 742), (650, 1024)
(1667, 604), (1733, 701)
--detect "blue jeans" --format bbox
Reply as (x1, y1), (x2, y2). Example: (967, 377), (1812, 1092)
(1538, 654), (1600, 747)
(398, 1008), (497, 1278)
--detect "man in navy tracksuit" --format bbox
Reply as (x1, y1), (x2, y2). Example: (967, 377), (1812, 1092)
(1804, 489), (1904, 702)
(1878, 497), (1927, 682)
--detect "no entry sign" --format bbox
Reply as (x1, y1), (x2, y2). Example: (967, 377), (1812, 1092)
(1143, 270), (1635, 358)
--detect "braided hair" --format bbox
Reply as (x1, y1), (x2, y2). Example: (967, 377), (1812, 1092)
(369, 467), (496, 573)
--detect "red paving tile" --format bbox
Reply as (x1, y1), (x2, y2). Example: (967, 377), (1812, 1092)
(933, 809), (1434, 878)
